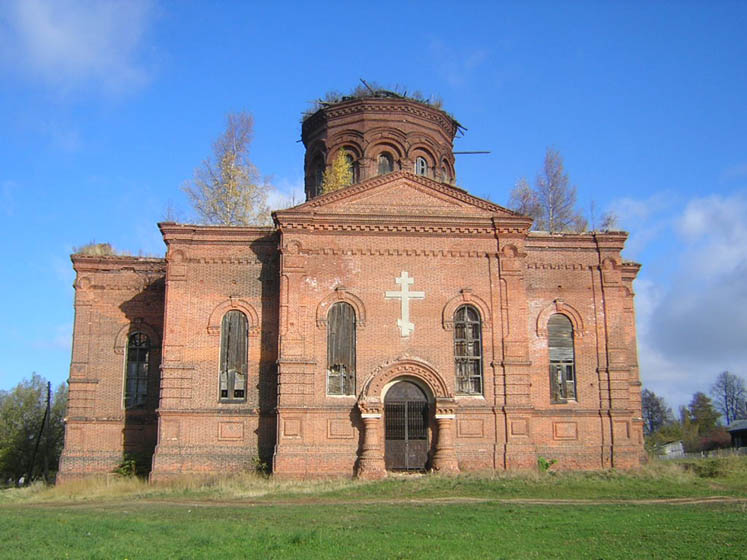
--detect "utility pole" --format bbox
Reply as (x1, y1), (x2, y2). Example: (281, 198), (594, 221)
(26, 381), (51, 486)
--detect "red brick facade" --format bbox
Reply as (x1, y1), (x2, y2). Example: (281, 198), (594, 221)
(59, 96), (643, 481)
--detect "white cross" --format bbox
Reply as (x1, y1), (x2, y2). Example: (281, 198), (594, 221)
(385, 271), (425, 337)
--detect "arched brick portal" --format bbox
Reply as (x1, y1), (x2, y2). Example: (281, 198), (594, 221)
(357, 359), (459, 478)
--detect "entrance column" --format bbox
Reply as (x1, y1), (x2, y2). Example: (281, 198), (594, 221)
(432, 398), (459, 473)
(357, 401), (386, 479)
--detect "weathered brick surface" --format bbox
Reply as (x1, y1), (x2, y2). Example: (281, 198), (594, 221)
(149, 226), (278, 479)
(60, 98), (643, 482)
(58, 257), (165, 482)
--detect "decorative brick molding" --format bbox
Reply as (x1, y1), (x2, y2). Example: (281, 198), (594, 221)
(536, 299), (585, 338)
(315, 286), (367, 329)
(113, 319), (161, 355)
(359, 357), (452, 402)
(207, 297), (260, 337)
(442, 288), (492, 331)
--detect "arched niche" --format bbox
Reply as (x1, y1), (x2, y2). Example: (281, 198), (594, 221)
(366, 137), (405, 162)
(316, 287), (366, 329)
(442, 289), (492, 331)
(359, 357), (451, 403)
(114, 319), (161, 355)
(207, 297), (260, 337)
(536, 299), (585, 339)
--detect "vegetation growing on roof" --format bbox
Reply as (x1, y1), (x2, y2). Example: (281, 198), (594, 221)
(72, 242), (130, 257)
(302, 81), (461, 129)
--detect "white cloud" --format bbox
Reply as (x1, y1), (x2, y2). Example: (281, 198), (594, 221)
(635, 190), (747, 409)
(610, 192), (675, 259)
(0, 0), (154, 95)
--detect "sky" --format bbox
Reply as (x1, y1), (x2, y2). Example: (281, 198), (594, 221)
(1, 1), (746, 415)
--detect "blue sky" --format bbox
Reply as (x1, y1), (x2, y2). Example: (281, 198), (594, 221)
(1, 1), (746, 414)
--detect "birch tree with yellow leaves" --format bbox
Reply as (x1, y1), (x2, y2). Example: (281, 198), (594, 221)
(183, 112), (271, 226)
(321, 149), (353, 194)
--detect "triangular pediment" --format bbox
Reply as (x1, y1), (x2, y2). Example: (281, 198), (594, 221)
(279, 171), (519, 218)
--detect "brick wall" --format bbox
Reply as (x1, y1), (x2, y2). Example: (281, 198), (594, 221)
(149, 224), (278, 480)
(59, 174), (643, 481)
(58, 256), (165, 481)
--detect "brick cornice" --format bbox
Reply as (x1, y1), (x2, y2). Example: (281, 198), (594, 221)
(304, 247), (490, 258)
(526, 231), (628, 250)
(302, 97), (460, 140)
(71, 255), (166, 273)
(280, 218), (498, 237)
(159, 222), (276, 245)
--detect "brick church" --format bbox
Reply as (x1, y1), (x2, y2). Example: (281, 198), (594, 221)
(59, 92), (643, 481)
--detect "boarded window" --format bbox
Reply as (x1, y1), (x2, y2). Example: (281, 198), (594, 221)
(378, 152), (394, 175)
(327, 302), (355, 395)
(125, 332), (150, 408)
(220, 310), (248, 401)
(415, 157), (428, 176)
(548, 313), (576, 403)
(454, 305), (483, 394)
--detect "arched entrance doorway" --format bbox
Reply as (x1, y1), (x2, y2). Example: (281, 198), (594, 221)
(384, 380), (429, 470)
(357, 358), (459, 479)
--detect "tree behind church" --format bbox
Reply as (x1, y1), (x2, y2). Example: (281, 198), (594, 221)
(508, 148), (587, 232)
(183, 112), (271, 226)
(711, 371), (747, 425)
(641, 388), (674, 436)
(687, 391), (721, 432)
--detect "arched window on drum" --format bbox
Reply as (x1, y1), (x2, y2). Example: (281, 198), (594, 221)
(414, 156), (428, 176)
(378, 152), (394, 175)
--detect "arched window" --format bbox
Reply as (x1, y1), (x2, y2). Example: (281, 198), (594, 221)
(454, 305), (482, 394)
(415, 157), (428, 176)
(327, 302), (356, 395)
(378, 152), (394, 175)
(441, 161), (452, 184)
(310, 155), (325, 196)
(125, 332), (150, 408)
(548, 314), (576, 403)
(344, 153), (358, 184)
(220, 310), (248, 401)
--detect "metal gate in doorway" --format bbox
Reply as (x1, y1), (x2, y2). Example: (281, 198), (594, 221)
(384, 381), (429, 470)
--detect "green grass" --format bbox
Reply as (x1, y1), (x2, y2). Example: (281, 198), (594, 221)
(1, 457), (746, 559)
(0, 501), (744, 559)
